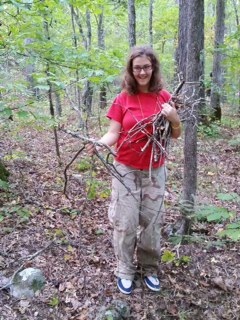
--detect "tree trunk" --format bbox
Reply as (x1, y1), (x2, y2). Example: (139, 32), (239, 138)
(149, 0), (154, 47)
(23, 38), (39, 99)
(175, 0), (189, 80)
(231, 0), (240, 115)
(70, 5), (83, 128)
(98, 8), (107, 109)
(83, 9), (93, 115)
(210, 0), (225, 121)
(178, 0), (204, 235)
(43, 20), (61, 162)
(128, 0), (136, 47)
(55, 90), (62, 117)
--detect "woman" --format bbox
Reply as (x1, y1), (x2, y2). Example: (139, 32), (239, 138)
(87, 46), (181, 294)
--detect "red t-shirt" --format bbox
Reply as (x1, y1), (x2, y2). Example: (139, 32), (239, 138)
(107, 90), (171, 170)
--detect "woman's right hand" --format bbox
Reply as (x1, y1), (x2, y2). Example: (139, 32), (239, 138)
(85, 143), (97, 156)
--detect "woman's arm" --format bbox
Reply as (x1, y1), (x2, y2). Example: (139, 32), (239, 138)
(98, 119), (121, 146)
(86, 119), (121, 155)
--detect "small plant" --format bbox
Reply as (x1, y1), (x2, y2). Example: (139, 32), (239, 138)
(218, 221), (240, 241)
(86, 178), (111, 200)
(76, 159), (92, 172)
(95, 228), (105, 236)
(197, 122), (220, 138)
(0, 161), (10, 182)
(196, 205), (235, 223)
(228, 135), (240, 149)
(161, 250), (191, 267)
(217, 192), (240, 202)
(0, 205), (31, 222)
(221, 116), (240, 129)
(196, 193), (240, 241)
(48, 296), (60, 307)
(161, 250), (176, 263)
(60, 208), (80, 218)
(0, 179), (9, 191)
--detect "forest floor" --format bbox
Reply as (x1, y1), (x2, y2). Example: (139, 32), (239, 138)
(0, 111), (239, 320)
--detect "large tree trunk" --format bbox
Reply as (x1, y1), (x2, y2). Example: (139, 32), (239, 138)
(210, 0), (225, 121)
(128, 0), (136, 47)
(177, 0), (204, 235)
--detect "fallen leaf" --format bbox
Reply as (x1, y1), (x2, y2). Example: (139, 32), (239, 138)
(212, 277), (228, 291)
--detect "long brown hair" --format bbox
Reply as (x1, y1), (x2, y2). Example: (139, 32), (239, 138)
(122, 46), (164, 95)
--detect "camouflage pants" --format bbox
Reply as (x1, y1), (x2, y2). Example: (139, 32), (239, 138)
(108, 161), (166, 280)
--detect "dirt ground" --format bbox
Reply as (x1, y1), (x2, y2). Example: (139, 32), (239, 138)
(0, 115), (239, 320)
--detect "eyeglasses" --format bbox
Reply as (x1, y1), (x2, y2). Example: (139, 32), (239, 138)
(132, 65), (152, 74)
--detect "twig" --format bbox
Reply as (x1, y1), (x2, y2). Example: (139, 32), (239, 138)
(63, 146), (85, 196)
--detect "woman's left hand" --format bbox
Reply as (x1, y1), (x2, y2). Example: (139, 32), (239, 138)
(161, 102), (180, 123)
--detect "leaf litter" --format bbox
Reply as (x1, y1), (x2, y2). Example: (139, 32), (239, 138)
(0, 119), (239, 320)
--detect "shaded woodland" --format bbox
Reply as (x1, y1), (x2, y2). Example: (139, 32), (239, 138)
(0, 0), (240, 319)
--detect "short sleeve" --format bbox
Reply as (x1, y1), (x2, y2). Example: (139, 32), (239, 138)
(159, 89), (172, 102)
(107, 94), (124, 124)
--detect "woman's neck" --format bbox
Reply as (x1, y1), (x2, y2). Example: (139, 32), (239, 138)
(138, 85), (149, 93)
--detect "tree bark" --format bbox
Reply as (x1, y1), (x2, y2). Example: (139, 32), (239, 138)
(210, 0), (225, 121)
(23, 38), (39, 98)
(98, 8), (107, 109)
(231, 0), (240, 114)
(82, 9), (93, 116)
(175, 0), (189, 80)
(55, 90), (62, 117)
(178, 0), (204, 235)
(149, 0), (154, 47)
(70, 5), (83, 127)
(128, 0), (136, 47)
(43, 20), (61, 161)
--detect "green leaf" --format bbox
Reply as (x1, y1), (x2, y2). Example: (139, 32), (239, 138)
(34, 85), (50, 91)
(48, 296), (60, 307)
(225, 222), (240, 229)
(207, 208), (234, 222)
(217, 192), (240, 202)
(0, 106), (13, 118)
(218, 229), (240, 241)
(218, 221), (240, 241)
(196, 205), (235, 223)
(161, 250), (176, 263)
(0, 179), (9, 191)
(95, 229), (105, 236)
(16, 110), (30, 119)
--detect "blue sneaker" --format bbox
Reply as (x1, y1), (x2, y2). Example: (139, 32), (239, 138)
(144, 276), (160, 292)
(117, 278), (133, 295)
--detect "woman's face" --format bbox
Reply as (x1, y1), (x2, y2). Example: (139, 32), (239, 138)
(132, 55), (153, 92)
